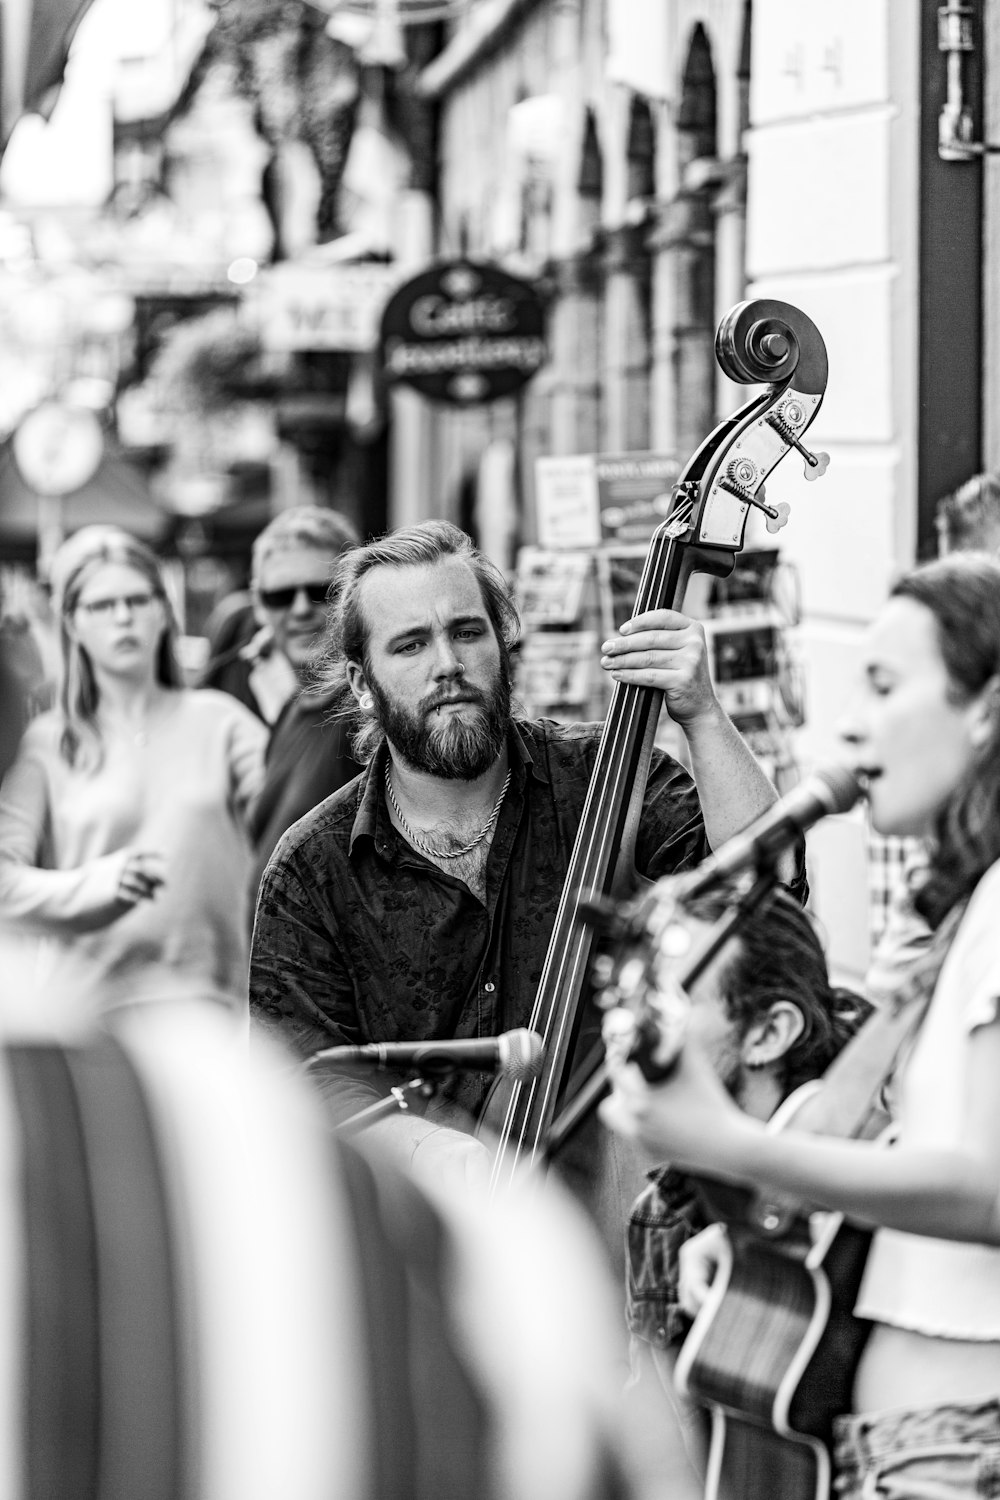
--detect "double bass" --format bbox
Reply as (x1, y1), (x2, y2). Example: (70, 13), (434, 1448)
(485, 298), (830, 1192)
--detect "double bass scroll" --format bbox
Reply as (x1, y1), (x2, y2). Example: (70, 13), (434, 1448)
(484, 298), (830, 1191)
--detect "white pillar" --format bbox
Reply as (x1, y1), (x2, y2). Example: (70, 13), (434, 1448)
(388, 190), (436, 528)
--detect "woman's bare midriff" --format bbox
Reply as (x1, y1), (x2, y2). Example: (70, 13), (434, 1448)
(853, 1321), (1000, 1414)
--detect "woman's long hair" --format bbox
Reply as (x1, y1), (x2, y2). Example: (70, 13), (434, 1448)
(314, 520), (521, 765)
(893, 555), (1000, 927)
(58, 534), (183, 770)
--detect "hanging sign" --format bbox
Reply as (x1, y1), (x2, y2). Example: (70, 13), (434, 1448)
(379, 259), (547, 405)
(256, 263), (401, 352)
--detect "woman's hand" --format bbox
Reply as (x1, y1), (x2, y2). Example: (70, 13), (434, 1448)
(114, 849), (167, 910)
(600, 608), (718, 727)
(41, 846), (170, 933)
(599, 1006), (749, 1176)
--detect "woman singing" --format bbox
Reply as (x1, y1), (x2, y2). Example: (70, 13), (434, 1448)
(0, 530), (267, 1013)
(602, 554), (1000, 1497)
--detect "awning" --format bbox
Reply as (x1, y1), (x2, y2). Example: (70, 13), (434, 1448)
(0, 439), (167, 552)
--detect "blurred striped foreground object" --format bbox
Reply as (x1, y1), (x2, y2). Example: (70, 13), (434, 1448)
(0, 996), (631, 1500)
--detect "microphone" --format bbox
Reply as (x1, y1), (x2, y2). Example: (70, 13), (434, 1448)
(679, 764), (863, 898)
(307, 1028), (545, 1084)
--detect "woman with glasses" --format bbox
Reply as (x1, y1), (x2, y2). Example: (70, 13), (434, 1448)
(0, 529), (267, 1014)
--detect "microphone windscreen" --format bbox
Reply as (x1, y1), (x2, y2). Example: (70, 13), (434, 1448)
(813, 764), (865, 816)
(500, 1029), (544, 1084)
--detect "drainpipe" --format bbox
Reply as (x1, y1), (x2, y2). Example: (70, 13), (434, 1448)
(938, 1), (1000, 158)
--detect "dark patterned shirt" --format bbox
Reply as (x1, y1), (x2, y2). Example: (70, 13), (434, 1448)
(250, 717), (712, 1124)
(246, 686), (361, 911)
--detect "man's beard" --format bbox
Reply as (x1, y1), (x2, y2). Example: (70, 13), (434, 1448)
(369, 666), (512, 780)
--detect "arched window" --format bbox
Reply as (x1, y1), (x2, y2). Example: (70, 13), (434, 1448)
(626, 95), (656, 205)
(672, 23), (718, 455)
(616, 95), (656, 449)
(578, 106), (604, 237)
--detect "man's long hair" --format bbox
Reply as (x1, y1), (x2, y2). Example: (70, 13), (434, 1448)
(701, 889), (871, 1100)
(315, 521), (521, 764)
(892, 555), (1000, 928)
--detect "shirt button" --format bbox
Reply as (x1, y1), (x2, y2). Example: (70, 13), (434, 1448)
(484, 982), (495, 993)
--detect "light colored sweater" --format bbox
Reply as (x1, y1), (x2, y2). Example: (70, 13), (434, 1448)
(0, 689), (267, 1008)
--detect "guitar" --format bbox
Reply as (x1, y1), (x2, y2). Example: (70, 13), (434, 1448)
(483, 298), (831, 1194)
(672, 1105), (876, 1500)
(589, 881), (959, 1500)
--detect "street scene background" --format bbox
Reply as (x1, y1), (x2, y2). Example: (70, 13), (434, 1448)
(0, 0), (997, 985)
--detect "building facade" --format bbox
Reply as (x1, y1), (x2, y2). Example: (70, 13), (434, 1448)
(406, 0), (997, 981)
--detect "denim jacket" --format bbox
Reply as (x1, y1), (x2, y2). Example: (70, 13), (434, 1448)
(626, 1167), (706, 1352)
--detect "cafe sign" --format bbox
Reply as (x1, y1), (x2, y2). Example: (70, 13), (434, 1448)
(379, 259), (547, 405)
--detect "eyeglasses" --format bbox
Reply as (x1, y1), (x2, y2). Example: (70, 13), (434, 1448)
(257, 582), (330, 610)
(76, 591), (158, 618)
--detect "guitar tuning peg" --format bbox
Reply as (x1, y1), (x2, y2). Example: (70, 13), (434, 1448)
(765, 503), (791, 535)
(590, 954), (617, 991)
(602, 1007), (639, 1064)
(803, 450), (830, 482)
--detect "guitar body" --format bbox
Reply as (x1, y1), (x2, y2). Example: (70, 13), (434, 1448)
(675, 1178), (872, 1500)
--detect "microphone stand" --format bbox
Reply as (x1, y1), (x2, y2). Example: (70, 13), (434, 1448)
(541, 862), (782, 1163)
(307, 1057), (466, 1141)
(335, 1075), (441, 1139)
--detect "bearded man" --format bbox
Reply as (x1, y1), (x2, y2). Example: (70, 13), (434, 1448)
(249, 521), (803, 1197)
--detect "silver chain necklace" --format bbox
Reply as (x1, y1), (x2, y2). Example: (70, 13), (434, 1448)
(384, 762), (511, 859)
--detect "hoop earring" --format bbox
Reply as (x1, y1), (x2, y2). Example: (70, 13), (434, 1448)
(359, 691), (374, 713)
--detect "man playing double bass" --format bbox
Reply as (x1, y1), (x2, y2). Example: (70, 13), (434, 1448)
(249, 520), (803, 1230)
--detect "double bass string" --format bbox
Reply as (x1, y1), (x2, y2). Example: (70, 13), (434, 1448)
(493, 519), (683, 1178)
(490, 517), (684, 1185)
(489, 655), (650, 1180)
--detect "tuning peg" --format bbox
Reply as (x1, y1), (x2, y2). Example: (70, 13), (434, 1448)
(765, 503), (791, 534)
(801, 448), (830, 481)
(778, 430), (829, 480)
(721, 466), (784, 525)
(765, 402), (830, 483)
(590, 954), (617, 990)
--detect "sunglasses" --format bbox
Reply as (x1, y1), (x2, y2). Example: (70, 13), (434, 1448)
(258, 582), (331, 610)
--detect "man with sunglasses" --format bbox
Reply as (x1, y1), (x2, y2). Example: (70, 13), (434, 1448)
(243, 506), (362, 904)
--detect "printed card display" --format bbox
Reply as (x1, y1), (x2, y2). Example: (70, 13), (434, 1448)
(514, 630), (599, 711)
(515, 547), (592, 625)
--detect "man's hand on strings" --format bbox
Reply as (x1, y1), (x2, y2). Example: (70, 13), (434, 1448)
(600, 608), (718, 728)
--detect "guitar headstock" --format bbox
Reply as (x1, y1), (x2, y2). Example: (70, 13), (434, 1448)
(585, 879), (700, 1082)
